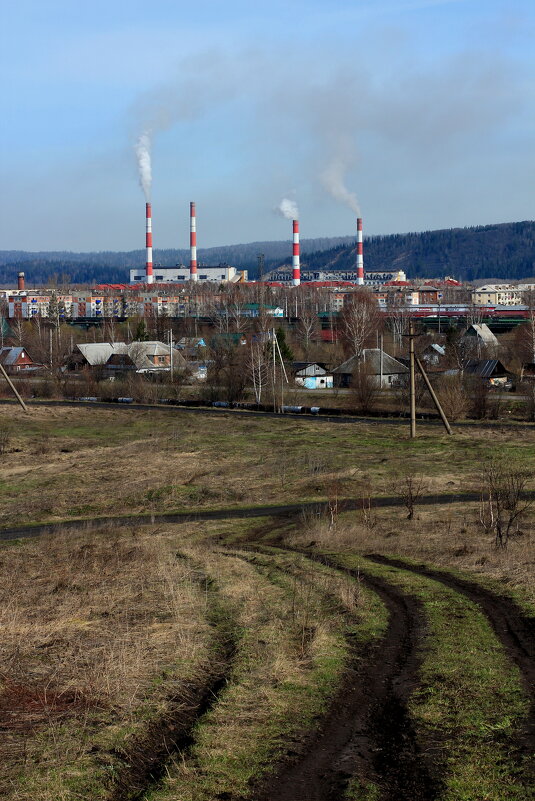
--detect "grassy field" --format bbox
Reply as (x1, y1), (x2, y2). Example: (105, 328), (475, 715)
(0, 521), (386, 800)
(0, 403), (533, 799)
(1, 403), (535, 531)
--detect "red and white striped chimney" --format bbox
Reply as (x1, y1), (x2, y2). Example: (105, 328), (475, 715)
(356, 217), (364, 286)
(17, 272), (25, 291)
(145, 202), (154, 285)
(190, 201), (198, 281)
(292, 219), (300, 287)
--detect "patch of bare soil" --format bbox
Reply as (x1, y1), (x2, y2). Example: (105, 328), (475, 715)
(253, 550), (443, 801)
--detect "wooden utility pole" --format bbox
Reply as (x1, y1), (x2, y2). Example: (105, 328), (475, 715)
(409, 320), (416, 438)
(0, 362), (28, 412)
(416, 356), (452, 435)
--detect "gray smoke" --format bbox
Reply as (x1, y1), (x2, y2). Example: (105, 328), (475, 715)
(134, 132), (152, 200)
(321, 154), (360, 215)
(278, 197), (299, 220)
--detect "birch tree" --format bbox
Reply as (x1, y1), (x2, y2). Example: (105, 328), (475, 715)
(339, 289), (381, 358)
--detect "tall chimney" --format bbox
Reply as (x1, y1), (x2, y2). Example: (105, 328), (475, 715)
(356, 217), (364, 286)
(145, 202), (154, 285)
(292, 219), (300, 287)
(17, 272), (25, 291)
(190, 201), (198, 281)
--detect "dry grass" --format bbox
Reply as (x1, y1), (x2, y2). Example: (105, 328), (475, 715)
(145, 545), (356, 801)
(0, 525), (213, 799)
(289, 502), (535, 606)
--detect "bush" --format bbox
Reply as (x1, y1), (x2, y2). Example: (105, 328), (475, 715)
(523, 382), (535, 422)
(350, 362), (379, 414)
(0, 426), (10, 455)
(435, 375), (468, 421)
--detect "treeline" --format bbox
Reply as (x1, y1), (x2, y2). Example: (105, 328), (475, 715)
(2, 221), (535, 285)
(296, 221), (535, 282)
(0, 236), (353, 286)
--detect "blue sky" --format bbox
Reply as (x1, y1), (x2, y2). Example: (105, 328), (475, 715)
(1, 0), (534, 251)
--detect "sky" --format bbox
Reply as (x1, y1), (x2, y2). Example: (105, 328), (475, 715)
(1, 0), (534, 252)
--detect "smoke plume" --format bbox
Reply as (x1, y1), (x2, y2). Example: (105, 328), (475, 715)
(278, 197), (299, 220)
(320, 154), (360, 215)
(135, 132), (152, 200)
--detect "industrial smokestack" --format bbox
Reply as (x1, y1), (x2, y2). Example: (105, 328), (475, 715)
(17, 272), (25, 291)
(190, 202), (198, 281)
(145, 202), (154, 284)
(356, 217), (364, 286)
(292, 220), (300, 287)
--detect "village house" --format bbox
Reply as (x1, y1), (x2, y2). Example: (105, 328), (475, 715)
(0, 346), (35, 373)
(66, 342), (186, 373)
(332, 349), (408, 388)
(291, 362), (333, 389)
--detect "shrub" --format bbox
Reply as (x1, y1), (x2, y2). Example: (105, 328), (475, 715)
(0, 426), (10, 455)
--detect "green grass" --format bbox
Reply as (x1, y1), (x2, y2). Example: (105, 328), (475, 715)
(328, 552), (531, 801)
(378, 554), (535, 623)
(2, 405), (535, 529)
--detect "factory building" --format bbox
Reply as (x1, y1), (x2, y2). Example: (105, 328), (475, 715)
(129, 265), (247, 284)
(267, 268), (406, 285)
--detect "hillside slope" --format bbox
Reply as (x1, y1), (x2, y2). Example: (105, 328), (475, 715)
(1, 221), (534, 285)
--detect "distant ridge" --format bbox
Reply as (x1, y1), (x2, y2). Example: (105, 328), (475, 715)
(1, 221), (534, 285)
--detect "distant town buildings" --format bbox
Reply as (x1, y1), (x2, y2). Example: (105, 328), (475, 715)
(1, 277), (534, 322)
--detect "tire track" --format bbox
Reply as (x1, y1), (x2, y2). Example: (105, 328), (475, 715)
(106, 571), (237, 801)
(365, 554), (535, 782)
(241, 546), (442, 801)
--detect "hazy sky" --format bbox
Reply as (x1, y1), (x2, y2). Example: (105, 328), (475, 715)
(1, 0), (534, 251)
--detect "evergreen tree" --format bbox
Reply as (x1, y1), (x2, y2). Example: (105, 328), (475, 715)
(276, 327), (294, 362)
(134, 318), (149, 341)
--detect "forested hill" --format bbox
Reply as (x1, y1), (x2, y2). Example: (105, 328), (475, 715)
(296, 221), (535, 282)
(0, 236), (351, 286)
(1, 221), (534, 285)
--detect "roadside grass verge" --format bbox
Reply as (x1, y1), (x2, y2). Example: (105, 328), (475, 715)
(325, 551), (531, 801)
(0, 526), (221, 800)
(143, 545), (387, 801)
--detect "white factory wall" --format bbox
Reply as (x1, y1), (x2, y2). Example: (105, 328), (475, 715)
(130, 266), (242, 283)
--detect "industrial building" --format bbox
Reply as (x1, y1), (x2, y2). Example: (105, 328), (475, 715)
(267, 268), (406, 285)
(129, 264), (247, 284)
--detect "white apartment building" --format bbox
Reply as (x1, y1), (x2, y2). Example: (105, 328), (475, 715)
(472, 284), (523, 306)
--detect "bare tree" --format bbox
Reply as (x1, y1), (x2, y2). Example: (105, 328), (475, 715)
(478, 458), (532, 548)
(520, 288), (535, 364)
(350, 360), (379, 414)
(392, 473), (427, 520)
(387, 301), (410, 355)
(248, 338), (270, 404)
(435, 374), (469, 421)
(339, 289), (381, 358)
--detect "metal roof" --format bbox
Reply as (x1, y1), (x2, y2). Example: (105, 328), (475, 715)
(463, 359), (509, 378)
(462, 323), (498, 346)
(77, 343), (126, 365)
(333, 349), (409, 375)
(0, 347), (29, 366)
